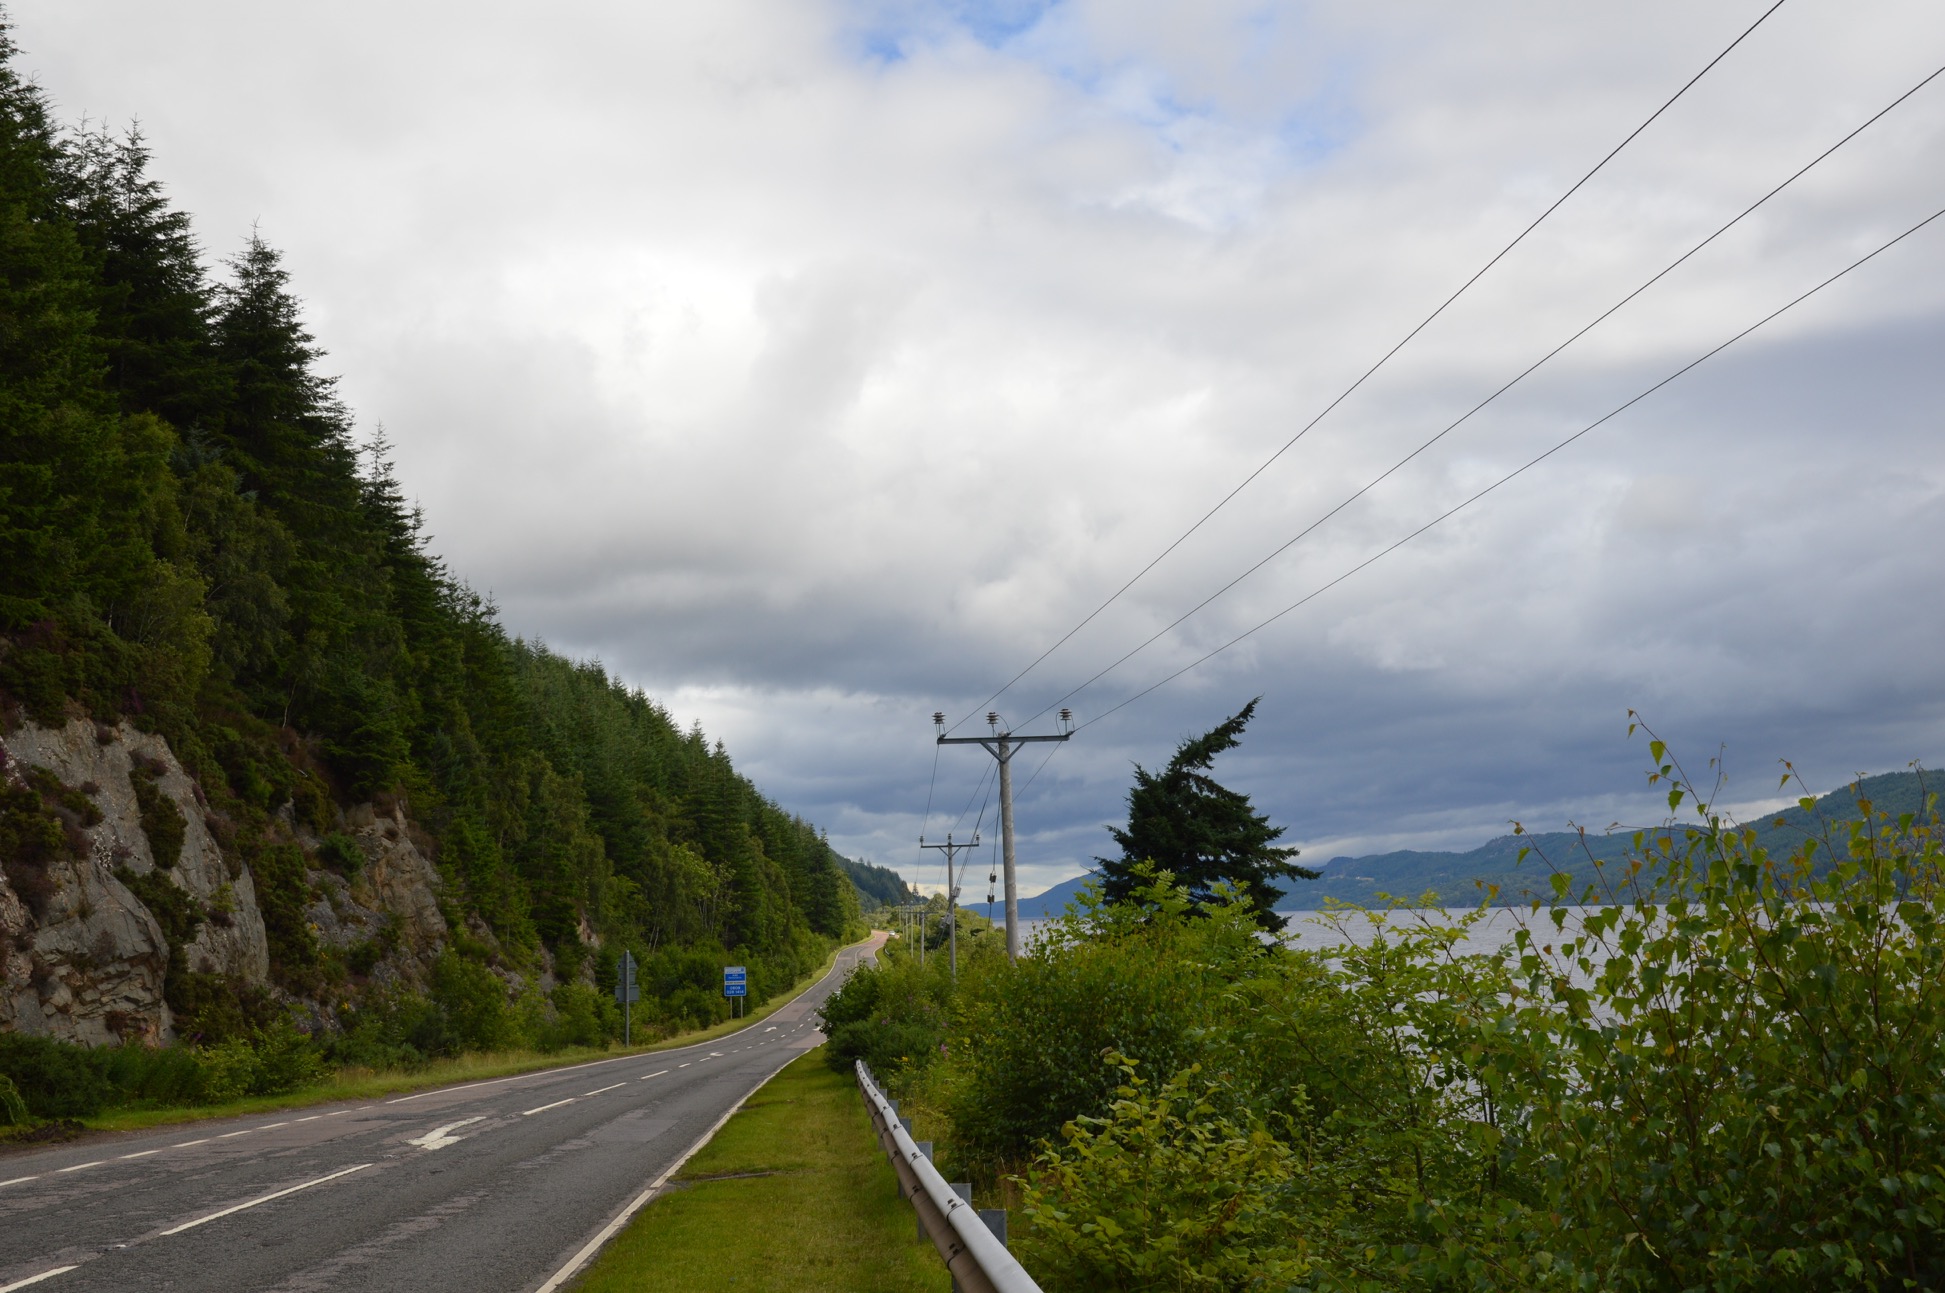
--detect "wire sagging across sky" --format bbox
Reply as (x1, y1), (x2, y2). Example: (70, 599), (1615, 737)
(945, 0), (1792, 735)
(1013, 58), (1945, 731)
(1069, 198), (1945, 733)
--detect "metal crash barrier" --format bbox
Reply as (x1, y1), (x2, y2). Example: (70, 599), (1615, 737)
(855, 1060), (1042, 1293)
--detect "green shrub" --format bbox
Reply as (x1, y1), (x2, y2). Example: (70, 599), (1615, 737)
(818, 943), (953, 1083)
(0, 1073), (30, 1126)
(317, 832), (363, 877)
(430, 950), (519, 1051)
(1016, 1055), (1320, 1292)
(129, 764), (186, 869)
(544, 981), (615, 1050)
(0, 1033), (112, 1118)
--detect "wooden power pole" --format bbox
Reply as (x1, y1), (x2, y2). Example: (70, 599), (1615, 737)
(935, 710), (1073, 960)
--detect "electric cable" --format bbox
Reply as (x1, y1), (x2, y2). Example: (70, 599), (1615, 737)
(1015, 60), (1945, 730)
(944, 0), (1791, 735)
(916, 741), (940, 841)
(1072, 197), (1945, 733)
(951, 759), (997, 833)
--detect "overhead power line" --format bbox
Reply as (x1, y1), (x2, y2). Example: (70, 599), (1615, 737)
(945, 0), (1791, 735)
(1072, 198), (1945, 733)
(1016, 59), (1945, 730)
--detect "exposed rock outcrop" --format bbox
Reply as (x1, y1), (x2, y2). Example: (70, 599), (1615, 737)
(0, 720), (448, 1046)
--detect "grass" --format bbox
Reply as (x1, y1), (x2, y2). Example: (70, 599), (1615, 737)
(572, 1046), (947, 1293)
(60, 937), (865, 1138)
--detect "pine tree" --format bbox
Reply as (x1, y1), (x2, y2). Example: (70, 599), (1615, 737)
(1098, 699), (1316, 932)
(56, 122), (229, 428)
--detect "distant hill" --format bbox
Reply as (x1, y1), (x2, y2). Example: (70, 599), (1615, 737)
(1288, 768), (1940, 909)
(839, 856), (920, 911)
(1017, 872), (1102, 919)
(1017, 770), (1940, 915)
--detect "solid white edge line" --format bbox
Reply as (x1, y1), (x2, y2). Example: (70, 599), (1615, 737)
(530, 1057), (797, 1293)
(157, 1163), (373, 1236)
(522, 1099), (575, 1117)
(0, 1265), (78, 1292)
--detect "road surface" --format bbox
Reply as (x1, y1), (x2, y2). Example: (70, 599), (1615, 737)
(0, 933), (885, 1292)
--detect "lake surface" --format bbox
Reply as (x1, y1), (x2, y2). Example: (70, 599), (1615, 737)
(1021, 906), (1570, 956)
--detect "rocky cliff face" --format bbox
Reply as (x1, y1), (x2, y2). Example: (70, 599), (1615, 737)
(0, 720), (446, 1047)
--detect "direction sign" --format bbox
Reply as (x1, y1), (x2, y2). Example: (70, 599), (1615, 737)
(723, 965), (747, 998)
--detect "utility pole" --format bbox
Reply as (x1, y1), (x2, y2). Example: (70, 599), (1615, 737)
(919, 830), (978, 980)
(935, 709), (1073, 961)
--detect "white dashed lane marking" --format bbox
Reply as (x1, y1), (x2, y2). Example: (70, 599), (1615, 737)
(157, 1163), (374, 1236)
(523, 1099), (576, 1117)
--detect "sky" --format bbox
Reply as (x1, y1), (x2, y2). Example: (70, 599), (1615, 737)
(16, 1), (1945, 898)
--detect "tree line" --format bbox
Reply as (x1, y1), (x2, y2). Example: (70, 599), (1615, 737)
(0, 14), (860, 1058)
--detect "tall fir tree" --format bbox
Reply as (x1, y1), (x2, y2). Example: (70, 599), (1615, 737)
(1098, 699), (1316, 932)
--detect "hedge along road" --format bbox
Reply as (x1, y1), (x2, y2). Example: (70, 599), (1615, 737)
(0, 932), (888, 1293)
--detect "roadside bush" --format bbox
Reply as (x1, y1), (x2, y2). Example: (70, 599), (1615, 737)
(541, 981), (616, 1050)
(1016, 1055), (1322, 1292)
(818, 937), (954, 1083)
(0, 1073), (28, 1126)
(929, 870), (1273, 1176)
(0, 1032), (112, 1118)
(1477, 742), (1945, 1289)
(429, 950), (519, 1052)
(917, 743), (1945, 1291)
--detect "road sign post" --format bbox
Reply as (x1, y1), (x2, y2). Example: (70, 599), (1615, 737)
(614, 950), (639, 1045)
(723, 964), (747, 1020)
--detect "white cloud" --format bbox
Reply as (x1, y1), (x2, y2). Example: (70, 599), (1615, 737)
(18, 0), (1945, 894)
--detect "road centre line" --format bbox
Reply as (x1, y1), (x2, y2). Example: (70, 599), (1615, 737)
(639, 1070), (668, 1080)
(677, 1063), (690, 1068)
(171, 1139), (209, 1148)
(582, 1083), (627, 1097)
(53, 1161), (104, 1174)
(118, 1150), (159, 1161)
(0, 1265), (78, 1292)
(216, 1129), (255, 1139)
(0, 1176), (39, 1189)
(158, 1163), (373, 1236)
(522, 1099), (576, 1117)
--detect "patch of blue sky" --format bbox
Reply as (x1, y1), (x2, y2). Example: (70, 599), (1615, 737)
(841, 0), (1359, 193)
(844, 0), (1059, 65)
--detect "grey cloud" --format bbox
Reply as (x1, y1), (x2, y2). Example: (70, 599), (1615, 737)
(17, 0), (1945, 895)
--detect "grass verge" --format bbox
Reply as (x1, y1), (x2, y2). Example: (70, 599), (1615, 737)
(35, 935), (872, 1140)
(572, 1045), (946, 1293)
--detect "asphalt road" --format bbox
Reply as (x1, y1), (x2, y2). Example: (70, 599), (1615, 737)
(0, 933), (886, 1293)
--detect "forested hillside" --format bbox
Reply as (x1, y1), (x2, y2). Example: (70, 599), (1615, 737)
(0, 17), (859, 1061)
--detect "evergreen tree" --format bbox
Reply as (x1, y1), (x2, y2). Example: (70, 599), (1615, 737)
(56, 122), (228, 428)
(1098, 699), (1315, 932)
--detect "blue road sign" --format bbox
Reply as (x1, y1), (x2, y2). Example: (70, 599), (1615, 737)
(723, 965), (747, 998)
